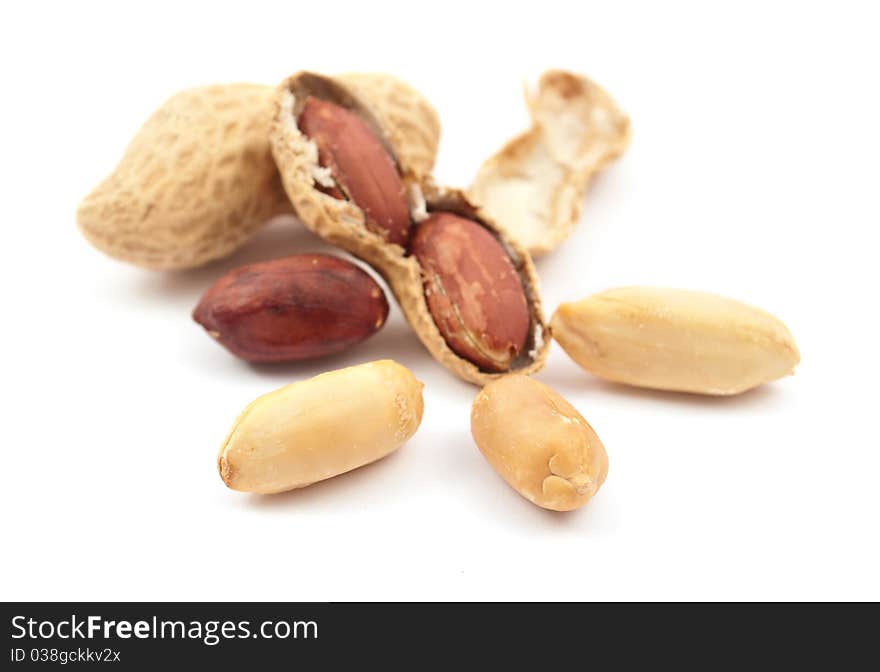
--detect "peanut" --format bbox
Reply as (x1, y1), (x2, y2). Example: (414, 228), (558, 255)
(193, 254), (388, 362)
(551, 287), (801, 395)
(471, 375), (608, 511)
(219, 360), (424, 494)
(334, 72), (441, 183)
(79, 73), (442, 270)
(297, 96), (411, 246)
(271, 72), (551, 384)
(410, 212), (531, 372)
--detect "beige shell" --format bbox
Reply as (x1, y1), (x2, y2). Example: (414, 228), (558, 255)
(467, 70), (630, 257)
(77, 84), (292, 270)
(270, 72), (549, 385)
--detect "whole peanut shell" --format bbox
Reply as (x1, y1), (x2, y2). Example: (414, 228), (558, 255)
(77, 84), (292, 270)
(193, 254), (388, 362)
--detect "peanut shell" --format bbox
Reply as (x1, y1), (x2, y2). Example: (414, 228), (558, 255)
(77, 84), (292, 270)
(468, 70), (630, 257)
(270, 72), (550, 385)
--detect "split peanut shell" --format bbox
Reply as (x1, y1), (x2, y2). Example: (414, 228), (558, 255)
(468, 70), (630, 257)
(400, 185), (550, 384)
(335, 72), (441, 183)
(77, 74), (437, 271)
(270, 72), (549, 384)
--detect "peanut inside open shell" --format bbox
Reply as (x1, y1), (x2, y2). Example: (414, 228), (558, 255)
(270, 71), (550, 384)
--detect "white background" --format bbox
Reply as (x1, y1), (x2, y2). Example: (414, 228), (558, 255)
(1, 1), (878, 601)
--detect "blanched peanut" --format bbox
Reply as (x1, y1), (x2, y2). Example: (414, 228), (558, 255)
(471, 375), (608, 511)
(219, 360), (423, 494)
(551, 287), (800, 395)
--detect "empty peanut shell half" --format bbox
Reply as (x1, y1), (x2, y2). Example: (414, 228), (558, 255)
(551, 287), (801, 395)
(468, 70), (630, 257)
(270, 72), (550, 385)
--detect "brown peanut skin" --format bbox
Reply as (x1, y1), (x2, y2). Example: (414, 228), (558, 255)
(193, 254), (389, 362)
(410, 212), (531, 372)
(297, 97), (411, 246)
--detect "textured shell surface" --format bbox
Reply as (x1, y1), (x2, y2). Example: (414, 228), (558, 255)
(468, 70), (630, 257)
(270, 76), (549, 384)
(77, 83), (291, 270)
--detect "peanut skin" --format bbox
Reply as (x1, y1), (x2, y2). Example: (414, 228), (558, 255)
(193, 254), (388, 362)
(298, 96), (411, 246)
(410, 212), (531, 372)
